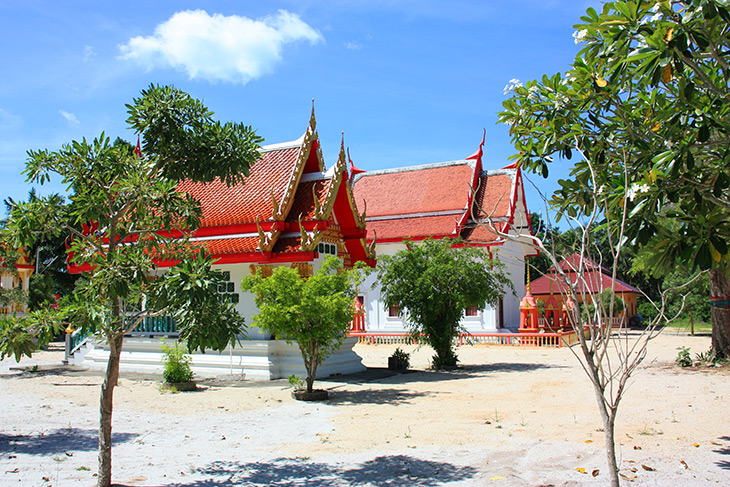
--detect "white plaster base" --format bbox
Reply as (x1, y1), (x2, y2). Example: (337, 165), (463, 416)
(77, 336), (365, 381)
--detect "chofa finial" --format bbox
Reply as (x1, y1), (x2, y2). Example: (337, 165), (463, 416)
(310, 99), (316, 130)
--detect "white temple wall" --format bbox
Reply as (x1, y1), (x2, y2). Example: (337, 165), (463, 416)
(360, 241), (526, 333)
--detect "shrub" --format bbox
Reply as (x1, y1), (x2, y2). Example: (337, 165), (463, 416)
(675, 346), (692, 367)
(160, 340), (194, 383)
(390, 347), (410, 369)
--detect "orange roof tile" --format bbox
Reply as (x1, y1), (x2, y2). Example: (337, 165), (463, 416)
(200, 237), (260, 255)
(530, 271), (641, 295)
(472, 172), (513, 221)
(353, 161), (517, 243)
(272, 236), (302, 253)
(287, 179), (330, 222)
(177, 144), (300, 227)
(353, 162), (474, 217)
(366, 215), (460, 241)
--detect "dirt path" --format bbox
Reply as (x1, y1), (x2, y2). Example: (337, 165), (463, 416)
(1, 333), (727, 486)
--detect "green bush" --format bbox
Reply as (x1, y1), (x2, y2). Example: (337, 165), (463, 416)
(390, 347), (410, 369)
(675, 346), (692, 367)
(160, 340), (194, 383)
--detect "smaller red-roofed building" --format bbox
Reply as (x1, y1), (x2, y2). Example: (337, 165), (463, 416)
(525, 253), (641, 331)
(351, 140), (537, 334)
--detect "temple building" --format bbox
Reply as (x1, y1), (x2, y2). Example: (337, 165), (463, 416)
(351, 137), (537, 334)
(69, 113), (537, 378)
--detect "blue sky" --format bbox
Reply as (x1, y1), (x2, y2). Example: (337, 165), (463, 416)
(0, 0), (594, 219)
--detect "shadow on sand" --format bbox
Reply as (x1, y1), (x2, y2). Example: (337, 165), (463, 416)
(714, 435), (730, 470)
(325, 387), (436, 406)
(158, 455), (478, 487)
(0, 428), (136, 456)
(323, 362), (562, 387)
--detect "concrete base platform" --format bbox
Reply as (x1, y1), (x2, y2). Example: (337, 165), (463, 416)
(73, 336), (365, 381)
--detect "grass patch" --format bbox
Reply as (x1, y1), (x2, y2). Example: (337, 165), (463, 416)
(663, 319), (712, 334)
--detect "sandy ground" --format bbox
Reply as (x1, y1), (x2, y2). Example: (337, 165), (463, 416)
(1, 332), (728, 486)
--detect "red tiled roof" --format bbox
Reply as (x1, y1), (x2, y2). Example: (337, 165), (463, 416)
(530, 254), (641, 295)
(353, 162), (517, 243)
(287, 179), (330, 222)
(199, 237), (260, 255)
(460, 223), (502, 244)
(472, 173), (513, 221)
(272, 236), (302, 253)
(530, 271), (641, 295)
(353, 163), (473, 217)
(366, 215), (460, 241)
(177, 145), (300, 227)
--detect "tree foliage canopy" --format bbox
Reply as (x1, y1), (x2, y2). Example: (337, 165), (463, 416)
(499, 0), (730, 358)
(375, 239), (512, 368)
(499, 0), (729, 273)
(242, 256), (364, 393)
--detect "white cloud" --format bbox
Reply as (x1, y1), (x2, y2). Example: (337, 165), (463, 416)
(83, 45), (96, 62)
(344, 41), (363, 50)
(118, 9), (323, 84)
(59, 110), (80, 126)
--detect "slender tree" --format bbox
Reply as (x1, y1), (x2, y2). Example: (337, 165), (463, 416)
(499, 0), (730, 359)
(242, 256), (365, 394)
(0, 84), (260, 487)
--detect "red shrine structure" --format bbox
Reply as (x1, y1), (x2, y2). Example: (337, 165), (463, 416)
(520, 253), (641, 333)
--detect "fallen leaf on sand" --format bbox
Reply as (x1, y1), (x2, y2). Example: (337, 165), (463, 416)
(5, 468), (19, 473)
(633, 445), (642, 450)
(65, 451), (73, 457)
(692, 442), (700, 447)
(641, 464), (656, 471)
(585, 440), (593, 443)
(592, 469), (599, 477)
(575, 467), (586, 474)
(626, 433), (633, 439)
(620, 473), (636, 482)
(484, 420), (492, 424)
(711, 441), (722, 446)
(43, 477), (50, 481)
(680, 460), (690, 470)
(629, 467), (638, 473)
(489, 476), (504, 480)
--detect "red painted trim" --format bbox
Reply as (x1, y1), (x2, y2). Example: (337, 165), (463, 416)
(160, 219), (330, 240)
(14, 265), (35, 270)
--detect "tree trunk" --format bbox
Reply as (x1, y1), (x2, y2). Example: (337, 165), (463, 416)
(97, 332), (124, 487)
(592, 384), (620, 487)
(709, 268), (730, 359)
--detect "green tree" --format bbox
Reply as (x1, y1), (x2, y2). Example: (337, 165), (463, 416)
(28, 273), (55, 311)
(0, 84), (259, 487)
(375, 238), (511, 368)
(498, 2), (729, 484)
(499, 0), (730, 359)
(4, 190), (80, 303)
(241, 256), (365, 394)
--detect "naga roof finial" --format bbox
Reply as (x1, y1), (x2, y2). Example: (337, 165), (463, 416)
(310, 99), (316, 131)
